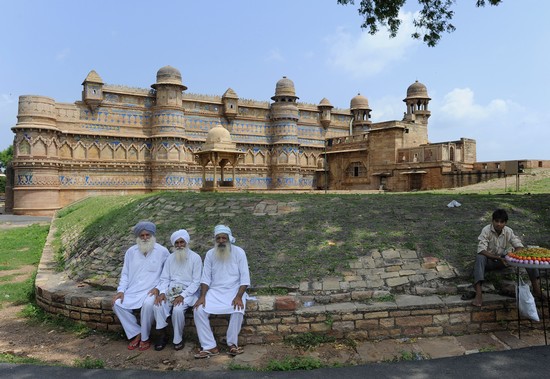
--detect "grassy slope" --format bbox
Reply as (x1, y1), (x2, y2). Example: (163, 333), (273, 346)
(0, 224), (49, 304)
(54, 191), (550, 289)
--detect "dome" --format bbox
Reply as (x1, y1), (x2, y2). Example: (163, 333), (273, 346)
(319, 98), (333, 107)
(206, 124), (232, 145)
(350, 93), (370, 110)
(202, 124), (238, 152)
(406, 80), (430, 99)
(272, 76), (298, 99)
(152, 65), (187, 89)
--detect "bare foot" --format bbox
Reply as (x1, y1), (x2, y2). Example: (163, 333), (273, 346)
(471, 297), (482, 307)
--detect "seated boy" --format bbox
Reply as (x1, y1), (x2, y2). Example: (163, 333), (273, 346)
(472, 208), (541, 307)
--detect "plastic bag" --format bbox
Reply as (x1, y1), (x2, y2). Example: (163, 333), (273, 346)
(516, 277), (539, 322)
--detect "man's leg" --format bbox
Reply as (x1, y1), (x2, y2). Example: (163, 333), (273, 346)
(139, 295), (156, 342)
(473, 255), (503, 306)
(172, 303), (186, 345)
(473, 254), (489, 306)
(153, 300), (171, 351)
(113, 300), (140, 339)
(193, 306), (217, 350)
(226, 312), (244, 348)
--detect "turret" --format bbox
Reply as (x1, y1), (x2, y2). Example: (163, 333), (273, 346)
(82, 70), (104, 112)
(350, 93), (372, 135)
(222, 88), (239, 122)
(403, 80), (431, 124)
(318, 98), (333, 129)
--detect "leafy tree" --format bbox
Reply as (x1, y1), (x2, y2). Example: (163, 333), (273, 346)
(0, 145), (13, 173)
(0, 145), (12, 193)
(337, 0), (502, 47)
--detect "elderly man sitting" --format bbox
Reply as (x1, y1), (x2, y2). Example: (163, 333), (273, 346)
(193, 225), (251, 358)
(112, 221), (170, 351)
(152, 229), (202, 351)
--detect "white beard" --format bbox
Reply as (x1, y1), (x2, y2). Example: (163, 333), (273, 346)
(215, 242), (231, 261)
(136, 236), (156, 255)
(172, 246), (189, 263)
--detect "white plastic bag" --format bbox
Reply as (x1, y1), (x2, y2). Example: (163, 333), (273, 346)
(447, 200), (462, 208)
(516, 277), (539, 322)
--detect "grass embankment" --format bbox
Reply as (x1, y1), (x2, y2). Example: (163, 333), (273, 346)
(0, 224), (49, 306)
(54, 191), (550, 289)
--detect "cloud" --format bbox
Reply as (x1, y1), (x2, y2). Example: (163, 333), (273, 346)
(56, 48), (71, 62)
(325, 11), (420, 78)
(438, 88), (521, 123)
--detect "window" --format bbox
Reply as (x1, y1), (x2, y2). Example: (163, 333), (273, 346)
(346, 162), (366, 177)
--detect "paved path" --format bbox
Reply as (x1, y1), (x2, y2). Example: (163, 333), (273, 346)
(2, 344), (550, 378)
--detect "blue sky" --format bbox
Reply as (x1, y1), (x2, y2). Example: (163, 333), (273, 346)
(1, 0), (549, 161)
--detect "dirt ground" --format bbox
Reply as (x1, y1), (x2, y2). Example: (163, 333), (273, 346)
(0, 292), (358, 372)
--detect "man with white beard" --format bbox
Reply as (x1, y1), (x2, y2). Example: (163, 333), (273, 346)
(152, 229), (202, 351)
(193, 225), (251, 359)
(112, 221), (169, 351)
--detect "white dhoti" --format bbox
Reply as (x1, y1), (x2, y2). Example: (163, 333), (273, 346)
(194, 306), (244, 350)
(153, 295), (197, 344)
(195, 243), (251, 350)
(113, 294), (155, 340)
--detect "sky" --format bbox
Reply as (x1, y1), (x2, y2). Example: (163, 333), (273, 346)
(1, 0), (549, 162)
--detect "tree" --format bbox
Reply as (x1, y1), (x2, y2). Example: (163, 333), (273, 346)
(337, 0), (502, 47)
(0, 145), (14, 174)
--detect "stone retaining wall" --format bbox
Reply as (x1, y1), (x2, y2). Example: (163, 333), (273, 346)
(35, 218), (544, 345)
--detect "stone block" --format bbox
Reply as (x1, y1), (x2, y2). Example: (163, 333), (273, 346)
(395, 315), (433, 327)
(275, 296), (298, 311)
(471, 310), (496, 322)
(386, 277), (409, 287)
(381, 249), (400, 259)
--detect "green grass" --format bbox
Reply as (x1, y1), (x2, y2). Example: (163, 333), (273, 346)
(73, 356), (105, 369)
(53, 191), (550, 289)
(20, 303), (94, 338)
(0, 224), (49, 270)
(0, 224), (48, 305)
(265, 356), (328, 371)
(0, 353), (44, 365)
(284, 332), (336, 350)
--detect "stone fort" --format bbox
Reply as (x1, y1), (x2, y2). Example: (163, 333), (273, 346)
(7, 65), (541, 215)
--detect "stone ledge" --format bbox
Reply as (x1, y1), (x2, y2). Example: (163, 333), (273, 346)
(35, 221), (544, 345)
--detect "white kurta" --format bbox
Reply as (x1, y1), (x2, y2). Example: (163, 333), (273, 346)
(156, 249), (202, 307)
(116, 243), (170, 310)
(201, 245), (251, 314)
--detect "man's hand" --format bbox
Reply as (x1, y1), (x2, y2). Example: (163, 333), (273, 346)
(232, 295), (244, 311)
(112, 292), (124, 305)
(148, 288), (159, 297)
(173, 295), (184, 306)
(500, 256), (509, 267)
(154, 293), (166, 306)
(194, 296), (206, 310)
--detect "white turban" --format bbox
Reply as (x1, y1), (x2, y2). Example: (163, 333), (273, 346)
(133, 221), (156, 236)
(170, 229), (190, 246)
(214, 224), (236, 243)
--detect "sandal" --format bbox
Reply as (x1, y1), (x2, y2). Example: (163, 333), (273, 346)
(174, 341), (185, 351)
(227, 345), (244, 356)
(461, 292), (475, 300)
(138, 340), (151, 351)
(127, 336), (140, 350)
(194, 348), (219, 359)
(154, 337), (168, 351)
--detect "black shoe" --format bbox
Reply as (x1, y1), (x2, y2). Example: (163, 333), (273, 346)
(154, 337), (168, 351)
(174, 341), (185, 351)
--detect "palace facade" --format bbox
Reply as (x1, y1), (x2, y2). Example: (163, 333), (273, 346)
(5, 66), (491, 215)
